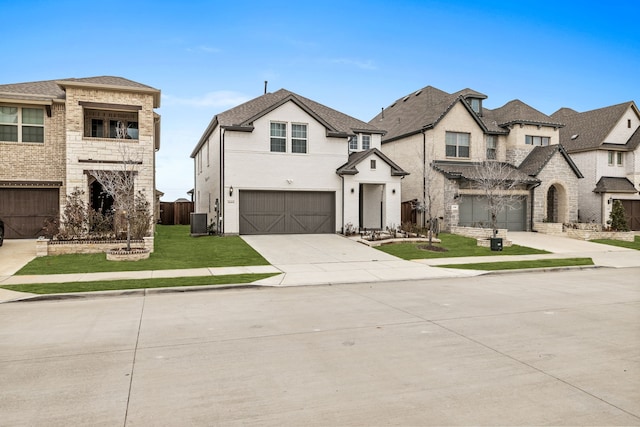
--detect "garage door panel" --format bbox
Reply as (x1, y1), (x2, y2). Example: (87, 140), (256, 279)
(239, 191), (335, 235)
(459, 196), (526, 231)
(0, 188), (59, 239)
(619, 200), (640, 231)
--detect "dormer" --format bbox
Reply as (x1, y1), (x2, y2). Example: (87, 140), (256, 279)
(459, 89), (488, 116)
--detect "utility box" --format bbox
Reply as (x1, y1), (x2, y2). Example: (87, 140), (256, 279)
(190, 213), (208, 236)
(490, 237), (503, 251)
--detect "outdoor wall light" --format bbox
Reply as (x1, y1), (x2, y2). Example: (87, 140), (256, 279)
(351, 188), (355, 193)
(229, 186), (233, 196)
(392, 189), (396, 194)
(608, 197), (612, 205)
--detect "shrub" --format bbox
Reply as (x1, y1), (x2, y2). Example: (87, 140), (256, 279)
(609, 200), (630, 232)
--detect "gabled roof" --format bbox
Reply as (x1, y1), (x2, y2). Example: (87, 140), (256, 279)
(593, 177), (638, 194)
(518, 144), (583, 178)
(432, 160), (540, 184)
(550, 102), (637, 153)
(192, 89), (383, 157)
(0, 76), (160, 107)
(336, 148), (409, 176)
(370, 85), (560, 143)
(485, 99), (563, 128)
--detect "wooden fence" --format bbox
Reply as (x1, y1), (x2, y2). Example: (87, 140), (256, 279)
(159, 201), (194, 225)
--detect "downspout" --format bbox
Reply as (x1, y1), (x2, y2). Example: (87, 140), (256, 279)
(529, 181), (541, 231)
(220, 128), (225, 235)
(422, 130), (426, 227)
(340, 173), (345, 234)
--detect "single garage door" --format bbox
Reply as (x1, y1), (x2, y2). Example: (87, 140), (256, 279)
(619, 200), (640, 231)
(0, 188), (59, 239)
(239, 190), (335, 234)
(458, 195), (526, 231)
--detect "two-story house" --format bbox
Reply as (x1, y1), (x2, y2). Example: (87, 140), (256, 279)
(0, 76), (161, 239)
(190, 88), (408, 235)
(551, 102), (640, 230)
(372, 86), (582, 231)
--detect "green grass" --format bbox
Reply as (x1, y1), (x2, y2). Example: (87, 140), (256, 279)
(438, 257), (594, 271)
(16, 225), (269, 275)
(591, 235), (640, 250)
(375, 233), (549, 259)
(1, 273), (279, 294)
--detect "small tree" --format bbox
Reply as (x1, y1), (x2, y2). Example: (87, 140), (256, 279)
(473, 160), (526, 238)
(609, 200), (630, 231)
(90, 147), (151, 250)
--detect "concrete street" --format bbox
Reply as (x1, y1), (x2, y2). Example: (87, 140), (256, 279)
(1, 268), (638, 426)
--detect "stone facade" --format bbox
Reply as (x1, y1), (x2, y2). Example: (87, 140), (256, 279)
(36, 236), (154, 256)
(529, 151), (580, 224)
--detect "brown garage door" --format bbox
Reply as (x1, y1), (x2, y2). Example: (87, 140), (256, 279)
(239, 190), (335, 234)
(0, 188), (59, 238)
(619, 200), (640, 231)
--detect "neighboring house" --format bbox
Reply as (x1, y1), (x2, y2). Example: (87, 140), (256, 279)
(0, 76), (161, 238)
(190, 89), (408, 235)
(551, 102), (640, 230)
(372, 86), (582, 231)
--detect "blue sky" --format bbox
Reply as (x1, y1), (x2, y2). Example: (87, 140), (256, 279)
(3, 0), (639, 201)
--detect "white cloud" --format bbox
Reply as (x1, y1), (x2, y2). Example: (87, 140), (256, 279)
(327, 58), (377, 70)
(162, 91), (250, 108)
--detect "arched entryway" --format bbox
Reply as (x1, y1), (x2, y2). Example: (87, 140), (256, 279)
(546, 184), (567, 223)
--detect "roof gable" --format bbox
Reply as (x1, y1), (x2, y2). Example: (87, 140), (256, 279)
(518, 144), (583, 178)
(551, 102), (635, 152)
(432, 160), (540, 184)
(485, 99), (563, 128)
(336, 148), (409, 177)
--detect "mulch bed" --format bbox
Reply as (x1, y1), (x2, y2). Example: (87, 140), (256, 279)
(417, 244), (448, 252)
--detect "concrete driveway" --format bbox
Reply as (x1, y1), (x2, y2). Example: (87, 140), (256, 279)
(0, 239), (37, 276)
(242, 234), (479, 286)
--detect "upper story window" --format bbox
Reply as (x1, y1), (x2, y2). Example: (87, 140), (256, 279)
(370, 159), (376, 169)
(0, 106), (44, 143)
(270, 122), (286, 152)
(468, 98), (481, 114)
(607, 151), (623, 166)
(84, 109), (138, 140)
(348, 135), (358, 151)
(486, 135), (497, 160)
(525, 135), (550, 146)
(291, 124), (307, 153)
(362, 135), (371, 150)
(349, 133), (372, 151)
(445, 131), (470, 158)
(270, 122), (307, 154)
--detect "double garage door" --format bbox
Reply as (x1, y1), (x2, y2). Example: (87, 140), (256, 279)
(619, 200), (640, 231)
(0, 188), (59, 239)
(458, 195), (526, 231)
(239, 190), (335, 235)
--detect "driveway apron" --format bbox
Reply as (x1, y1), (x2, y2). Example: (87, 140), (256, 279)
(241, 234), (479, 286)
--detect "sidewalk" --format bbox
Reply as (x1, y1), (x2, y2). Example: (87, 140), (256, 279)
(1, 232), (638, 303)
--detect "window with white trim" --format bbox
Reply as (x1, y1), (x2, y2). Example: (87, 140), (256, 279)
(370, 159), (376, 169)
(486, 135), (497, 160)
(445, 132), (470, 158)
(361, 134), (371, 150)
(616, 152), (623, 166)
(608, 151), (623, 166)
(525, 135), (550, 146)
(270, 122), (286, 152)
(291, 123), (307, 153)
(608, 151), (614, 166)
(348, 135), (358, 151)
(0, 106), (44, 143)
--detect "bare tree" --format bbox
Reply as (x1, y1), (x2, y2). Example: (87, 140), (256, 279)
(411, 141), (442, 247)
(473, 160), (527, 238)
(90, 146), (150, 250)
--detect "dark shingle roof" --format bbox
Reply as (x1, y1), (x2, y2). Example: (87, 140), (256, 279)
(432, 160), (540, 184)
(518, 144), (583, 178)
(370, 86), (560, 143)
(486, 99), (563, 128)
(336, 148), (409, 176)
(0, 76), (160, 105)
(593, 177), (638, 193)
(550, 102), (635, 152)
(193, 89), (383, 156)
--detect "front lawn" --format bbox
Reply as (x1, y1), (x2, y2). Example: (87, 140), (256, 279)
(592, 235), (640, 250)
(438, 257), (594, 271)
(16, 225), (269, 275)
(376, 233), (549, 259)
(2, 273), (278, 294)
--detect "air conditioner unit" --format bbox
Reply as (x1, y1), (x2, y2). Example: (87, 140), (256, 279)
(190, 213), (208, 236)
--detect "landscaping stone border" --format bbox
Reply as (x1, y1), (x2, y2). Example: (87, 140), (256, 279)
(36, 236), (154, 256)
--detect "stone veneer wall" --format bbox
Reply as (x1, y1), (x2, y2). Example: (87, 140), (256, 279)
(36, 236), (154, 256)
(450, 226), (507, 239)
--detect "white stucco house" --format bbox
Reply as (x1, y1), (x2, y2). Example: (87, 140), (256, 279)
(551, 101), (640, 230)
(190, 89), (408, 235)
